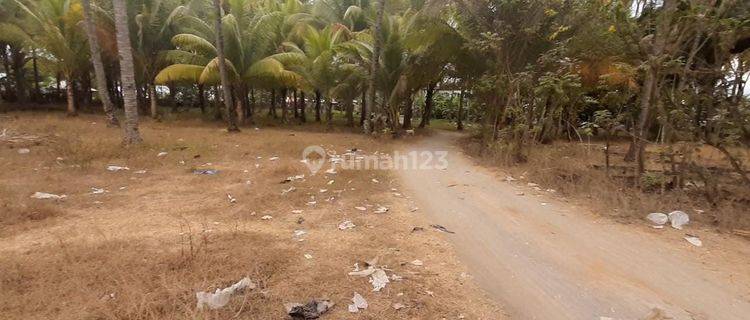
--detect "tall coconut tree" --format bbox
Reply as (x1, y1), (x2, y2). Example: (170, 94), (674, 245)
(82, 0), (118, 126)
(212, 0), (239, 131)
(113, 0), (143, 144)
(365, 0), (384, 133)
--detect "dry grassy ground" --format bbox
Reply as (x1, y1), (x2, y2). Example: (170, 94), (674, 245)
(0, 113), (502, 320)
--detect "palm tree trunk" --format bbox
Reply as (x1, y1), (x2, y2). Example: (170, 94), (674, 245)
(31, 49), (41, 102)
(10, 46), (27, 104)
(299, 91), (306, 123)
(149, 84), (159, 118)
(281, 88), (288, 123)
(65, 77), (77, 116)
(402, 96), (413, 129)
(346, 99), (354, 127)
(326, 97), (334, 126)
(269, 89), (277, 118)
(113, 0), (142, 144)
(198, 84), (206, 114)
(419, 82), (436, 128)
(359, 90), (366, 126)
(315, 90), (322, 122)
(212, 0), (239, 132)
(292, 90), (299, 119)
(457, 89), (464, 131)
(365, 0), (385, 133)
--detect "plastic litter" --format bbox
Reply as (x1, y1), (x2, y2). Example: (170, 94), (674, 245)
(285, 300), (334, 320)
(227, 194), (237, 203)
(195, 277), (255, 310)
(348, 293), (368, 313)
(430, 224), (455, 234)
(669, 211), (689, 229)
(348, 267), (390, 292)
(17, 148), (30, 154)
(393, 302), (405, 310)
(91, 187), (107, 195)
(374, 206), (389, 214)
(261, 215), (273, 220)
(411, 259), (423, 266)
(338, 220), (356, 230)
(157, 152), (168, 157)
(684, 235), (702, 247)
(193, 169), (218, 175)
(107, 165), (130, 172)
(646, 212), (669, 225)
(30, 192), (67, 200)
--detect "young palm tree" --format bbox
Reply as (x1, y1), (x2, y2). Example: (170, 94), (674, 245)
(3, 0), (90, 116)
(82, 0), (118, 127)
(113, 0), (143, 144)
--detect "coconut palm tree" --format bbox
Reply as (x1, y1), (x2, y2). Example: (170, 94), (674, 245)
(114, 0), (143, 144)
(2, 0), (91, 116)
(212, 0), (239, 131)
(82, 0), (118, 126)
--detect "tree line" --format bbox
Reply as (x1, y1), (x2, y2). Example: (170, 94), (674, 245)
(1, 0), (749, 186)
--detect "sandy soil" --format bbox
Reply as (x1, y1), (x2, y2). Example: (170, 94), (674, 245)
(396, 130), (750, 320)
(0, 114), (502, 319)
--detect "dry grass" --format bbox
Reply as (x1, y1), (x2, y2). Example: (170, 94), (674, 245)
(0, 113), (501, 320)
(463, 136), (750, 229)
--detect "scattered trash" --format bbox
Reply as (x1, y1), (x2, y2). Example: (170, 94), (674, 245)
(227, 194), (237, 203)
(409, 207), (419, 212)
(504, 176), (516, 182)
(392, 302), (405, 310)
(410, 259), (423, 266)
(669, 211), (689, 229)
(684, 235), (702, 247)
(91, 187), (107, 195)
(540, 202), (549, 206)
(646, 212), (669, 225)
(733, 229), (750, 238)
(261, 215), (273, 220)
(293, 230), (307, 241)
(269, 156), (279, 161)
(157, 151), (168, 157)
(285, 300), (334, 320)
(319, 189), (328, 193)
(193, 169), (218, 175)
(430, 224), (455, 234)
(304, 253), (313, 259)
(327, 180), (335, 185)
(281, 186), (296, 195)
(292, 209), (303, 214)
(195, 277), (255, 310)
(282, 175), (305, 183)
(348, 267), (390, 292)
(134, 170), (147, 174)
(348, 293), (368, 313)
(374, 206), (389, 214)
(405, 129), (415, 135)
(371, 178), (379, 183)
(30, 192), (67, 200)
(411, 226), (425, 233)
(338, 220), (356, 230)
(527, 182), (539, 187)
(106, 165), (130, 172)
(17, 148), (30, 154)
(355, 206), (367, 211)
(297, 217), (305, 224)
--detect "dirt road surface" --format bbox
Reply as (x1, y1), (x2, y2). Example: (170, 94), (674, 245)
(396, 131), (750, 320)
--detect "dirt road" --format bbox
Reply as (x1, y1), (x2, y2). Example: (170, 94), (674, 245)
(396, 131), (750, 320)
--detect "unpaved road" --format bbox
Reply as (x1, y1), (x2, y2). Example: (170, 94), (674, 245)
(396, 131), (750, 320)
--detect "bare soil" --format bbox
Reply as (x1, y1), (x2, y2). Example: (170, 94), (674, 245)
(0, 113), (502, 319)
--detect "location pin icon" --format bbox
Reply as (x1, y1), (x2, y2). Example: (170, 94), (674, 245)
(302, 145), (326, 174)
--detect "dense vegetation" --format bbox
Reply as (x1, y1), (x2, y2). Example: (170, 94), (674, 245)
(1, 0), (749, 201)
